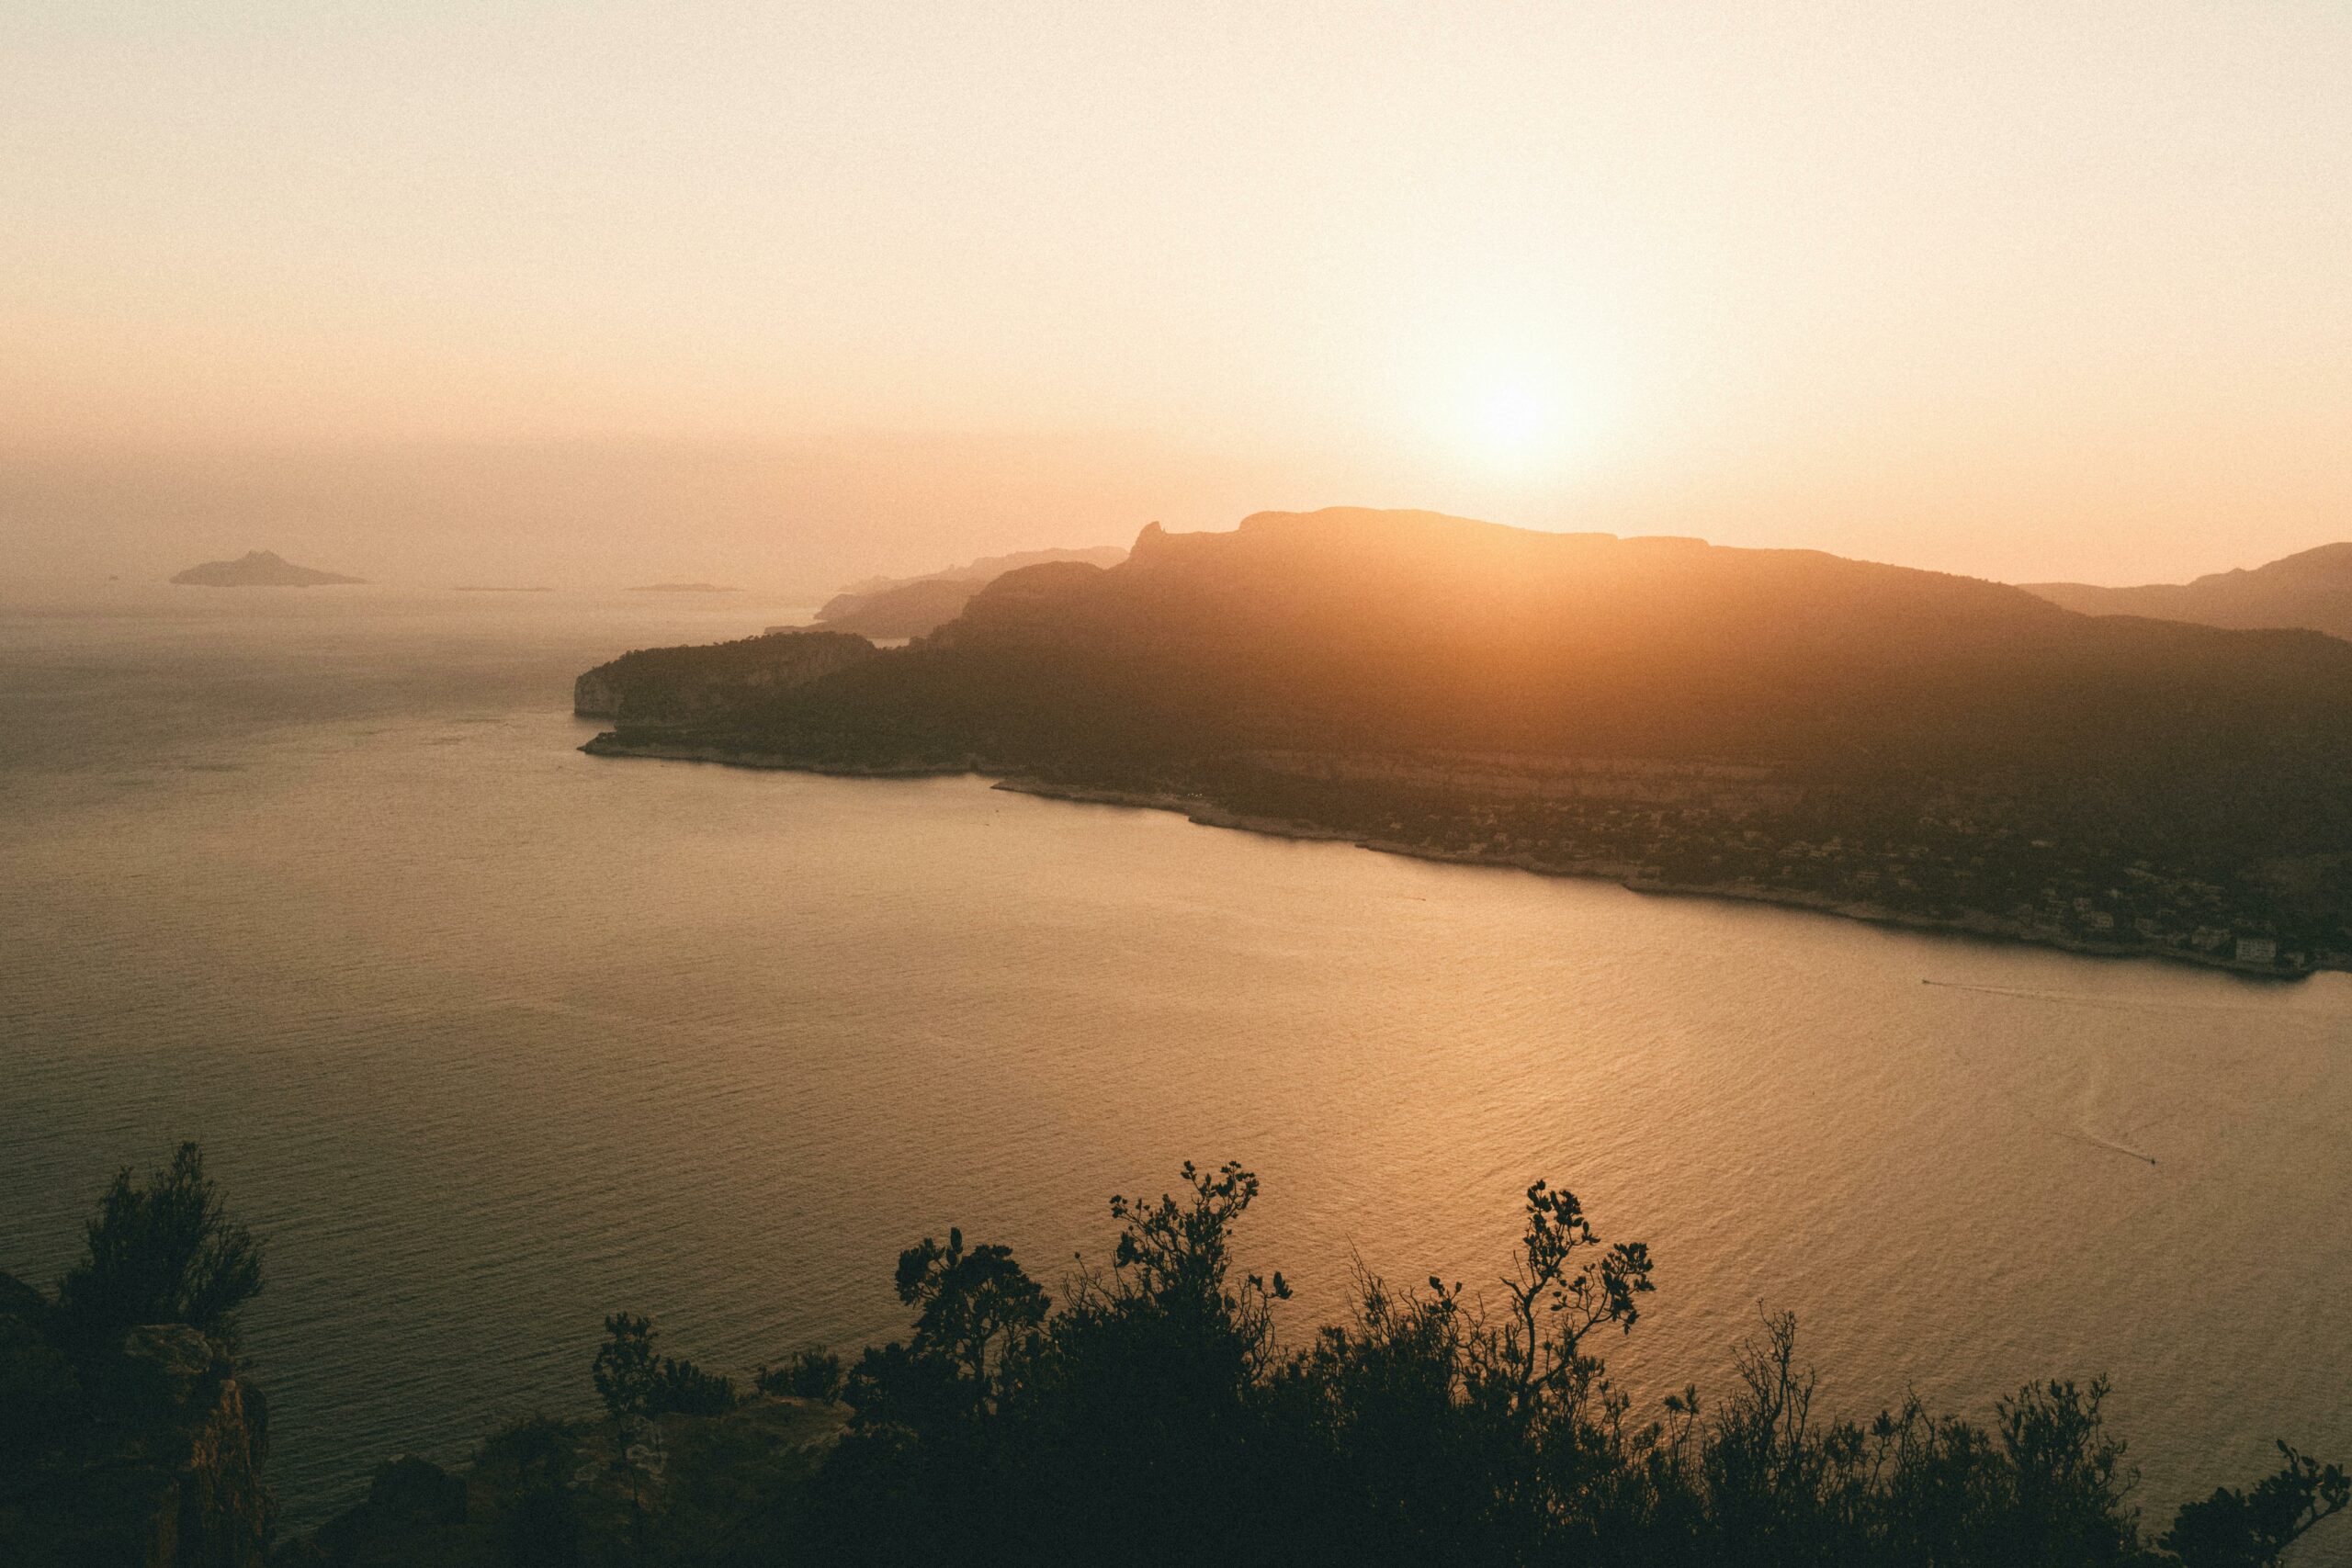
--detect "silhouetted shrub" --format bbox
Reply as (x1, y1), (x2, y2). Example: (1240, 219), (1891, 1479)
(592, 1312), (738, 1420)
(53, 1142), (263, 1358)
(756, 1345), (844, 1403)
(796, 1161), (2346, 1568)
(2162, 1443), (2349, 1568)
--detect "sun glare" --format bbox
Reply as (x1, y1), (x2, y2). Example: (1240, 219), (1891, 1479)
(1471, 384), (1552, 457)
(1440, 373), (1585, 476)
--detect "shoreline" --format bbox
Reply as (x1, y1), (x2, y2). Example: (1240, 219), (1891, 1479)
(579, 737), (2331, 979)
(577, 735), (972, 778)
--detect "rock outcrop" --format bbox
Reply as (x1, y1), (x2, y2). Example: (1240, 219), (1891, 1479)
(0, 1278), (273, 1568)
(571, 665), (628, 720)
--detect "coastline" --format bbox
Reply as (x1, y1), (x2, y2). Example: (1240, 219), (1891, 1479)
(578, 735), (971, 778)
(995, 779), (2326, 979)
(579, 736), (2331, 978)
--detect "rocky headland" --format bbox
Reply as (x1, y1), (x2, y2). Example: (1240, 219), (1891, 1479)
(571, 509), (2352, 976)
(572, 629), (878, 724)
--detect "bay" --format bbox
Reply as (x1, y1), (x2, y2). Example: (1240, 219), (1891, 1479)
(2, 587), (2346, 1545)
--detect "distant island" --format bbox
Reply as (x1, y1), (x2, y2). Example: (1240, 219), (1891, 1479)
(169, 549), (366, 587)
(576, 508), (2352, 976)
(786, 546), (1129, 639)
(2025, 542), (2352, 641)
(626, 581), (741, 593)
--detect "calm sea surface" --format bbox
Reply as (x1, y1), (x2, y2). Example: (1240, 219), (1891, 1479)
(3, 586), (2347, 1546)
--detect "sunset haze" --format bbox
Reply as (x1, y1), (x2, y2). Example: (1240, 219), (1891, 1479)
(5, 1), (2347, 590)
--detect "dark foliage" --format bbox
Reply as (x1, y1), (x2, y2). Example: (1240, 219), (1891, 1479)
(275, 1155), (2342, 1567)
(53, 1140), (263, 1359)
(0, 1287), (79, 1471)
(593, 1313), (740, 1420)
(797, 1161), (2344, 1568)
(757, 1346), (845, 1403)
(479, 1416), (584, 1568)
(2162, 1444), (2350, 1568)
(3, 1145), (274, 1566)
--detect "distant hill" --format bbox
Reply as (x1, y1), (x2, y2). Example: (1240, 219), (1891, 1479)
(806, 577), (989, 639)
(808, 546), (1127, 638)
(582, 508), (2352, 971)
(170, 550), (366, 587)
(2024, 543), (2352, 640)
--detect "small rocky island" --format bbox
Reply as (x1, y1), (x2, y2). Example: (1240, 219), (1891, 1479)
(571, 509), (2352, 976)
(170, 550), (366, 587)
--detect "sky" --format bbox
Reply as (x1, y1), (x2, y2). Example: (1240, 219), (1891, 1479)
(3, 1), (2347, 592)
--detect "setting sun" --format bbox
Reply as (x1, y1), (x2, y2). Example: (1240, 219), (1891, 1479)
(1464, 381), (1559, 468)
(1427, 366), (1602, 479)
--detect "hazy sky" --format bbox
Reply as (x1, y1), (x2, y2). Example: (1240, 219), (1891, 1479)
(4, 2), (2346, 590)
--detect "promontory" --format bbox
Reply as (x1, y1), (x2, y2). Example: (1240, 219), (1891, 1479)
(574, 508), (2352, 975)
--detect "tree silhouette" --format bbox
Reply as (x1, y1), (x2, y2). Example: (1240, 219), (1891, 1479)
(54, 1140), (262, 1357)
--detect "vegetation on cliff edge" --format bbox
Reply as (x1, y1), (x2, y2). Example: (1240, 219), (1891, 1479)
(305, 1158), (2343, 1568)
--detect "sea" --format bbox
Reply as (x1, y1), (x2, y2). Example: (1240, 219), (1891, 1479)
(2, 583), (2346, 1548)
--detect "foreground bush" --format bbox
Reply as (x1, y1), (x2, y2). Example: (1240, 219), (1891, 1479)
(792, 1162), (2344, 1568)
(593, 1313), (739, 1420)
(55, 1141), (264, 1361)
(2, 1144), (274, 1567)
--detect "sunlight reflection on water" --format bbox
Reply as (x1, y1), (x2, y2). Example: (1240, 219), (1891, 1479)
(2, 591), (2346, 1542)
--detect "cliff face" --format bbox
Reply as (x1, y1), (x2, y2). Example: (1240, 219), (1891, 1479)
(0, 1280), (272, 1568)
(114, 1325), (274, 1568)
(572, 666), (628, 718)
(572, 629), (877, 723)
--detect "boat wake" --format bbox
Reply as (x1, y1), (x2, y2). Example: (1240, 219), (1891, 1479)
(1922, 982), (2171, 1168)
(1920, 977), (2344, 1025)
